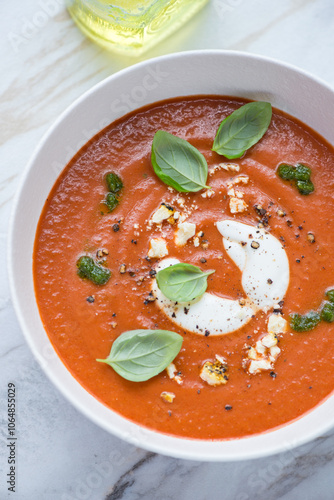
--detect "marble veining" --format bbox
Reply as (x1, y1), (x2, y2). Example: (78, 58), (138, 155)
(2, 0), (334, 498)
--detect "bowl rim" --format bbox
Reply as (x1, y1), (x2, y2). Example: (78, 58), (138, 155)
(8, 49), (334, 461)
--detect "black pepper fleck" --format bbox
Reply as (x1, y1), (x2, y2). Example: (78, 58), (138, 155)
(204, 330), (210, 337)
(270, 371), (277, 378)
(113, 223), (120, 232)
(131, 239), (137, 244)
(200, 257), (207, 263)
(86, 296), (95, 303)
(225, 404), (233, 411)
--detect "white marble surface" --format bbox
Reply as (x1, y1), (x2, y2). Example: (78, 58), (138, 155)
(2, 0), (334, 498)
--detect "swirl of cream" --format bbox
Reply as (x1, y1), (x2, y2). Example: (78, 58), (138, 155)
(151, 220), (290, 336)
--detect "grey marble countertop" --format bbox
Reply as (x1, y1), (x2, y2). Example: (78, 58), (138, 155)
(2, 1), (334, 499)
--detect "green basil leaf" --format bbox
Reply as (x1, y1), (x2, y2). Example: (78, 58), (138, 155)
(212, 101), (272, 159)
(156, 263), (215, 302)
(97, 329), (183, 382)
(151, 130), (210, 192)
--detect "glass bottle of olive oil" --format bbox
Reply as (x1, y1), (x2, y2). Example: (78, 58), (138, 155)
(66, 0), (209, 56)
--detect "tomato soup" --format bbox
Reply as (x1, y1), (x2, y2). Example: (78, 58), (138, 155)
(33, 97), (334, 439)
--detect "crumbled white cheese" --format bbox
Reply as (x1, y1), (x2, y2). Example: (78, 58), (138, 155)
(215, 354), (227, 364)
(166, 363), (177, 379)
(176, 197), (185, 208)
(245, 317), (282, 374)
(173, 211), (180, 220)
(166, 363), (183, 385)
(193, 236), (200, 247)
(229, 197), (248, 214)
(227, 188), (235, 197)
(248, 347), (258, 360)
(255, 340), (266, 355)
(160, 391), (175, 403)
(201, 189), (215, 198)
(200, 359), (228, 386)
(222, 163), (240, 172)
(269, 345), (281, 361)
(267, 314), (288, 334)
(227, 175), (249, 188)
(151, 203), (174, 224)
(261, 332), (278, 348)
(175, 222), (196, 246)
(235, 190), (244, 199)
(210, 163), (240, 174)
(147, 238), (168, 259)
(249, 359), (272, 375)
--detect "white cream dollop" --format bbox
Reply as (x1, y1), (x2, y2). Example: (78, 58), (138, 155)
(217, 220), (290, 310)
(152, 221), (290, 336)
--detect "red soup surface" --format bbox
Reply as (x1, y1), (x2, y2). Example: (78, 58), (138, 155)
(34, 96), (334, 440)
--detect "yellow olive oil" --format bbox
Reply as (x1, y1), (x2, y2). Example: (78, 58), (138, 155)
(66, 0), (209, 55)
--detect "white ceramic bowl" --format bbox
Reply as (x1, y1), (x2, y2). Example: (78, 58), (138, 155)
(9, 50), (334, 461)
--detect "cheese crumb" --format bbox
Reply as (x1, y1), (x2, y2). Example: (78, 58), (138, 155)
(267, 314), (288, 334)
(166, 363), (177, 379)
(166, 362), (183, 385)
(175, 222), (196, 246)
(255, 340), (266, 355)
(200, 358), (229, 386)
(160, 391), (175, 403)
(221, 163), (240, 172)
(201, 189), (215, 198)
(247, 347), (258, 360)
(227, 175), (249, 188)
(269, 345), (281, 362)
(193, 236), (200, 247)
(147, 238), (168, 259)
(151, 203), (174, 224)
(261, 332), (278, 348)
(176, 197), (185, 208)
(210, 163), (240, 174)
(229, 197), (248, 214)
(249, 359), (272, 375)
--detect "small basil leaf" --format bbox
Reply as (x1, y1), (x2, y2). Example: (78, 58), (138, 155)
(212, 101), (272, 159)
(151, 130), (210, 192)
(156, 263), (215, 302)
(97, 329), (183, 382)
